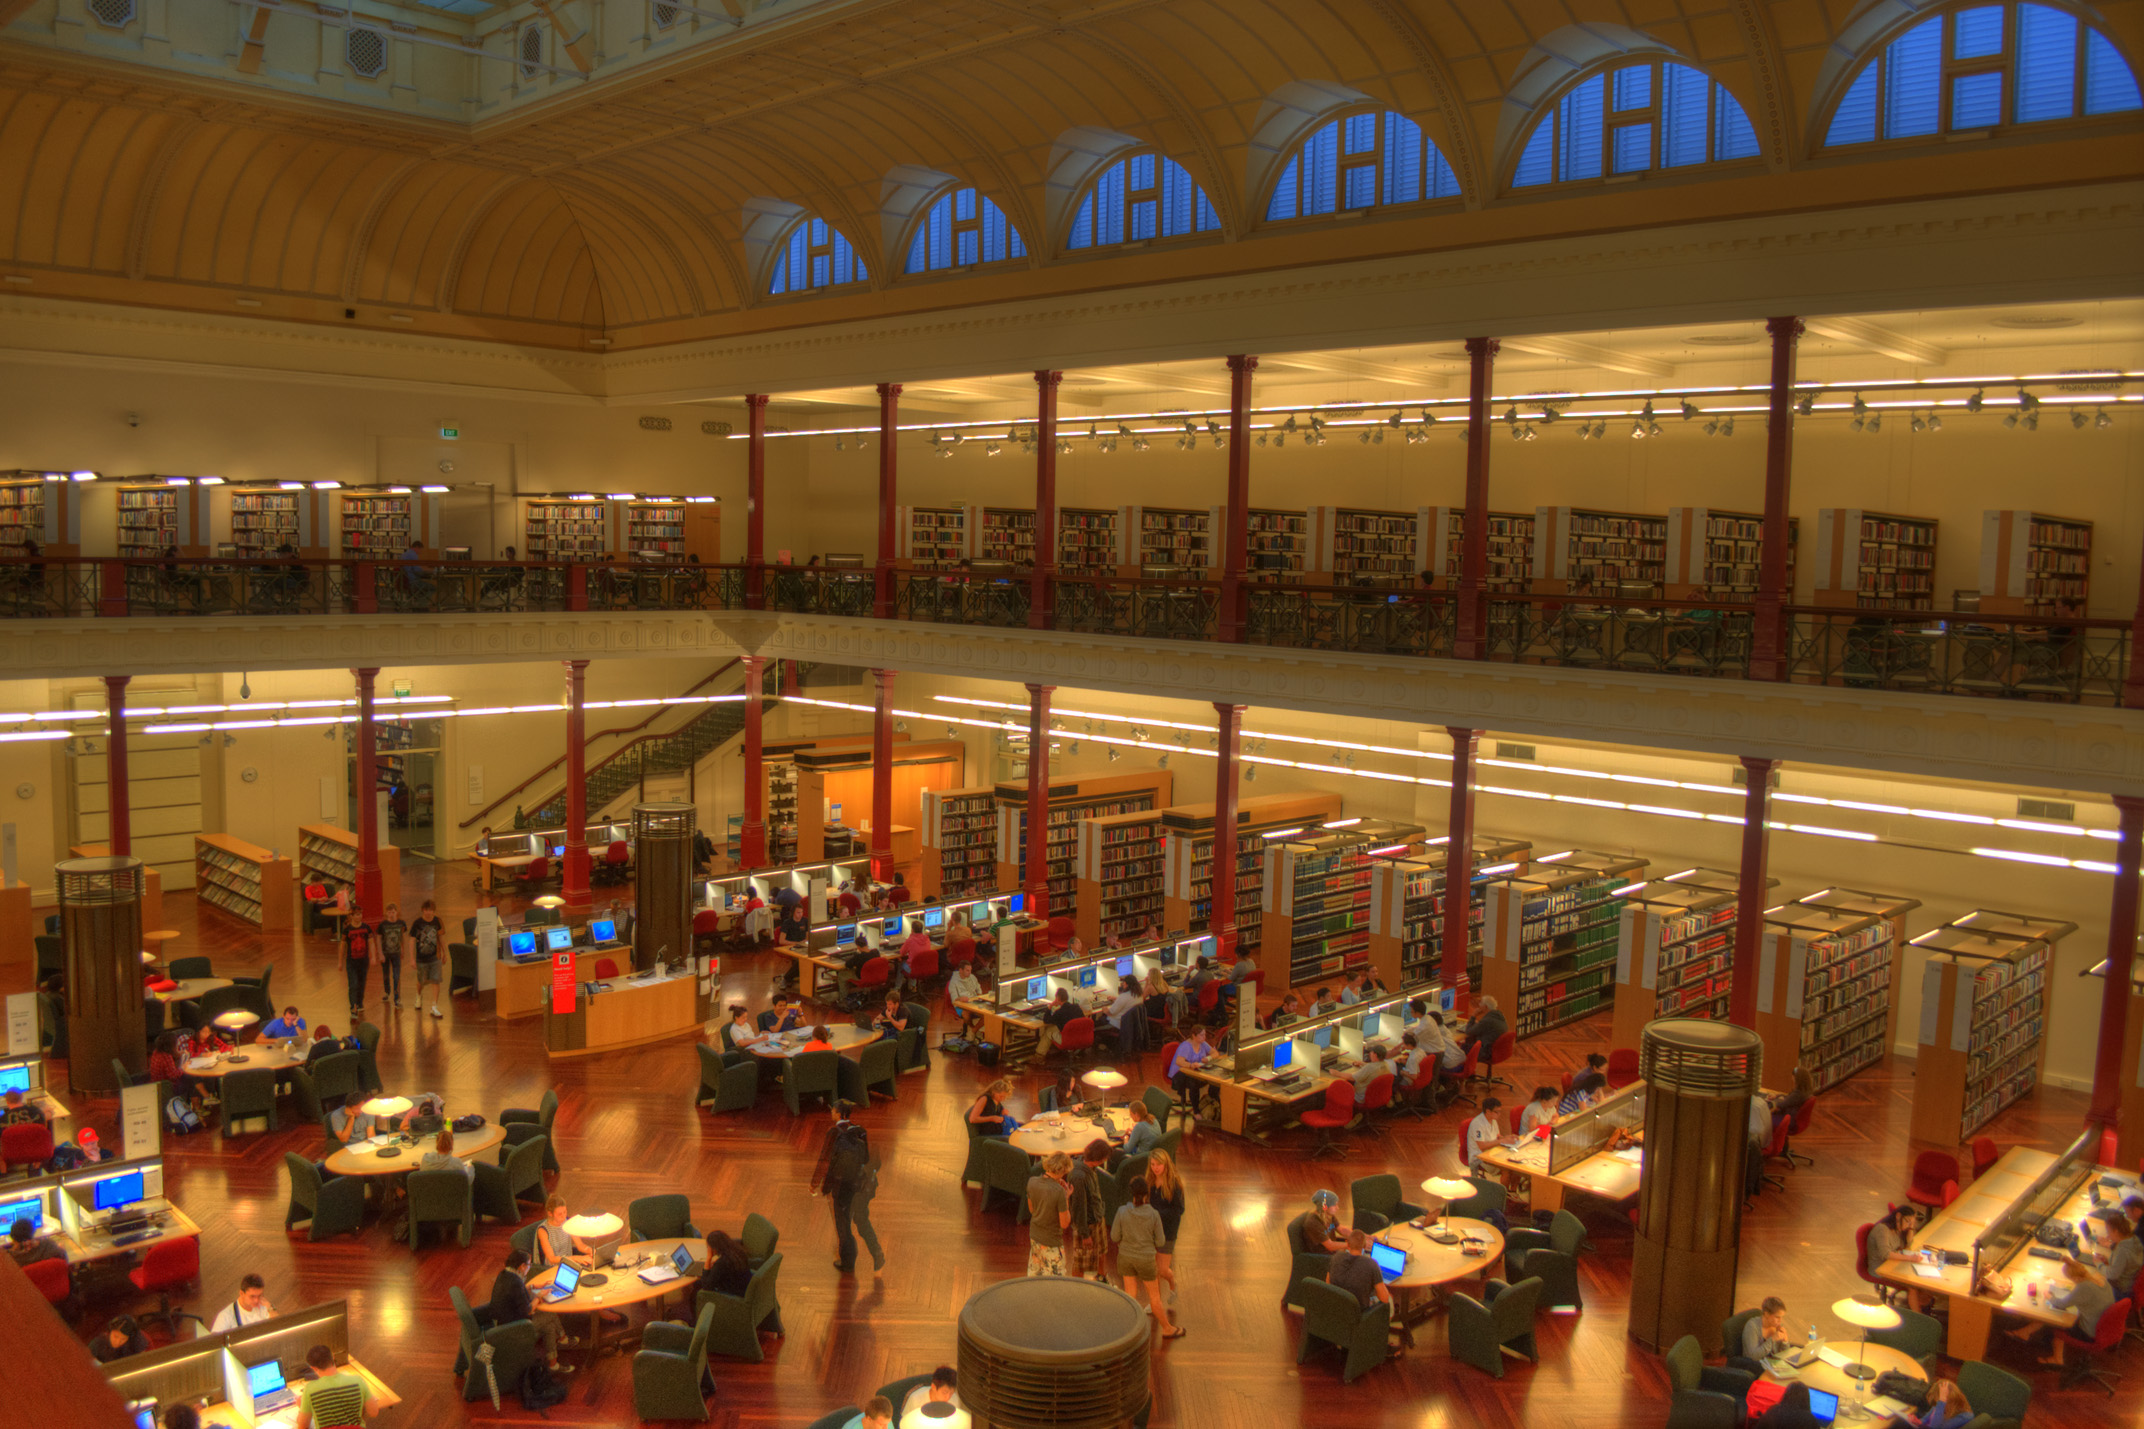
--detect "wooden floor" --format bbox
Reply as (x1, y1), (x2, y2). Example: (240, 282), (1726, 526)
(33, 861), (2134, 1428)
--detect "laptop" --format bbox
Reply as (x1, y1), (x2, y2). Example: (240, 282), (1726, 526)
(640, 1243), (698, 1285)
(247, 1359), (299, 1413)
(1368, 1240), (1408, 1282)
(1745, 1380), (1839, 1423)
(544, 1260), (582, 1301)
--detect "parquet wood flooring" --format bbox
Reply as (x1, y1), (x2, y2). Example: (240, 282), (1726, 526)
(27, 863), (2134, 1427)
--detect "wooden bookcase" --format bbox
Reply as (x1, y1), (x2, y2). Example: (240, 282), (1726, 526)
(1663, 508), (1799, 601)
(1158, 792), (1341, 958)
(1754, 888), (1919, 1094)
(793, 741), (963, 864)
(1246, 508), (1308, 582)
(994, 771), (1171, 915)
(1812, 509), (1938, 611)
(1128, 506), (1219, 574)
(1482, 851), (1649, 1040)
(0, 473), (81, 557)
(1530, 506), (1667, 596)
(1074, 808), (1170, 944)
(1421, 508), (1535, 593)
(296, 823), (400, 912)
(228, 489), (303, 557)
(1978, 510), (2091, 617)
(194, 834), (293, 931)
(921, 786), (1001, 899)
(1608, 870), (1742, 1048)
(1308, 506), (1427, 586)
(1262, 819), (1426, 993)
(898, 505), (970, 568)
(977, 507), (1036, 567)
(117, 484), (207, 559)
(525, 498), (610, 560)
(1056, 508), (1121, 573)
(342, 491), (442, 557)
(1365, 834), (1532, 991)
(623, 499), (720, 562)
(1908, 909), (2074, 1145)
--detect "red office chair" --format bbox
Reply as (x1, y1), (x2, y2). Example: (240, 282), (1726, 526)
(514, 856), (552, 891)
(128, 1236), (201, 1337)
(690, 908), (724, 957)
(1908, 1150), (1960, 1207)
(906, 945), (941, 984)
(2058, 1294), (2132, 1396)
(1442, 1044), (1480, 1111)
(1755, 1116), (1790, 1194)
(1193, 979), (1223, 1026)
(593, 958), (620, 980)
(1605, 1048), (1641, 1088)
(1471, 1030), (1516, 1092)
(1298, 1079), (1359, 1160)
(1357, 1074), (1394, 1135)
(1, 1123), (52, 1174)
(24, 1257), (69, 1306)
(1057, 1016), (1096, 1067)
(1559, 1070), (1574, 1094)
(1780, 1099), (1817, 1168)
(1046, 917), (1076, 953)
(595, 840), (630, 885)
(856, 957), (892, 995)
(946, 940), (976, 970)
(1939, 1179), (1960, 1206)
(1970, 1135), (2000, 1180)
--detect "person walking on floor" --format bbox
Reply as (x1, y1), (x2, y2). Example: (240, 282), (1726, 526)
(375, 902), (407, 1011)
(409, 898), (446, 1019)
(1147, 1147), (1186, 1304)
(814, 1100), (885, 1275)
(1026, 1151), (1073, 1276)
(1111, 1177), (1184, 1339)
(340, 914), (372, 1020)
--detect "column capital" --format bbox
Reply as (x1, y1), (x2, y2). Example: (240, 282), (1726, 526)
(871, 667), (897, 688)
(1212, 701), (1245, 716)
(1034, 369), (1062, 389)
(1738, 754), (1778, 774)
(1766, 315), (1806, 341)
(744, 393), (771, 411)
(351, 666), (380, 680)
(876, 381), (903, 400)
(1226, 353), (1258, 374)
(102, 674), (130, 693)
(1024, 682), (1057, 697)
(563, 658), (589, 672)
(1465, 336), (1500, 359)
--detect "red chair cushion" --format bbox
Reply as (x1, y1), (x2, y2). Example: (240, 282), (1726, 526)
(1360, 1074), (1394, 1114)
(859, 958), (890, 988)
(1488, 1031), (1515, 1065)
(1606, 1048), (1641, 1088)
(24, 1258), (69, 1304)
(594, 958), (620, 980)
(908, 948), (940, 980)
(2, 1123), (53, 1168)
(1158, 1042), (1180, 1079)
(1909, 1150), (1960, 1202)
(128, 1235), (199, 1292)
(1970, 1136), (1999, 1178)
(1061, 1017), (1095, 1052)
(692, 910), (720, 935)
(604, 841), (629, 865)
(1299, 1080), (1357, 1129)
(2066, 1296), (2132, 1353)
(1854, 1223), (1881, 1288)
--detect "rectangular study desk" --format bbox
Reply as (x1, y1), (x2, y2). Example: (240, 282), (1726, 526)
(62, 1202), (203, 1266)
(104, 1299), (396, 1429)
(195, 1358), (399, 1428)
(545, 967), (702, 1058)
(954, 999), (1047, 1068)
(786, 945), (849, 1001)
(1477, 1136), (1644, 1212)
(1178, 1063), (1337, 1143)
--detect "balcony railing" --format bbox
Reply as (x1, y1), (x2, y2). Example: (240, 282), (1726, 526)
(1, 556), (2132, 708)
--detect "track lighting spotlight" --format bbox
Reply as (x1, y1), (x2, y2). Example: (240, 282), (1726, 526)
(2023, 410), (2039, 431)
(834, 436), (845, 451)
(1502, 406), (1519, 427)
(1133, 434), (1149, 452)
(2002, 410), (2019, 429)
(1359, 429), (1372, 445)
(1281, 414), (1298, 434)
(1244, 765), (1258, 782)
(1795, 391), (1816, 417)
(1866, 411), (1881, 434)
(1158, 754), (1170, 769)
(1679, 400), (1698, 421)
(1965, 389), (1985, 413)
(1371, 426), (1383, 444)
(2015, 387), (2039, 413)
(1910, 411), (1925, 433)
(1387, 411), (1402, 429)
(928, 431), (942, 449)
(1067, 741), (1080, 754)
(2095, 406), (2113, 429)
(985, 441), (1001, 456)
(1849, 393), (1868, 431)
(1106, 747), (1120, 762)
(1721, 416), (1735, 437)
(1420, 409), (1437, 426)
(1703, 418), (1719, 437)
(1926, 413), (1942, 432)
(1521, 424), (1537, 442)
(857, 434), (869, 449)
(2070, 407), (2089, 430)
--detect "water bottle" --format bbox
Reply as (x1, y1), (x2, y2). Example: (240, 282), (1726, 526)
(1807, 1325), (1820, 1359)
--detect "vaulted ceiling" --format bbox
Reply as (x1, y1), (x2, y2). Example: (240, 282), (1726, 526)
(1, 0), (2139, 352)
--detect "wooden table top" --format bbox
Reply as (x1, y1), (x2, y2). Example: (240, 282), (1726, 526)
(531, 1236), (699, 1313)
(187, 1043), (308, 1079)
(194, 1353), (401, 1427)
(955, 997), (1045, 1030)
(142, 929), (182, 943)
(1184, 1062), (1338, 1105)
(153, 977), (234, 1004)
(745, 1024), (881, 1059)
(62, 1203), (204, 1264)
(322, 1121), (507, 1177)
(1761, 1342), (1925, 1424)
(1010, 1107), (1129, 1157)
(1480, 1136), (1646, 1203)
(1374, 1217), (1506, 1291)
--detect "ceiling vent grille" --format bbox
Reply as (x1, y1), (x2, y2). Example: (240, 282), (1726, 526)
(1493, 742), (1535, 761)
(519, 26), (543, 80)
(87, 0), (136, 29)
(345, 27), (387, 79)
(653, 0), (679, 28)
(2017, 797), (2075, 822)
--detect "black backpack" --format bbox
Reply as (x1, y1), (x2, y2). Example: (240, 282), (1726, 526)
(519, 1359), (567, 1412)
(827, 1124), (871, 1191)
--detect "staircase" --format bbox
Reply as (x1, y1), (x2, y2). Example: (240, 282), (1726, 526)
(526, 695), (760, 828)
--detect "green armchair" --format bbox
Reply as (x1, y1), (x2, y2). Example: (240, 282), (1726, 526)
(218, 1067), (279, 1137)
(1141, 1085), (1174, 1129)
(1868, 1308), (1943, 1371)
(1447, 1275), (1541, 1378)
(1502, 1208), (1586, 1311)
(167, 956), (213, 981)
(782, 1050), (841, 1115)
(697, 1044), (758, 1113)
(1665, 1333), (1754, 1429)
(1294, 1277), (1390, 1384)
(977, 1138), (1033, 1222)
(1722, 1307), (1762, 1365)
(473, 1135), (547, 1224)
(629, 1193), (700, 1242)
(406, 1167), (475, 1250)
(740, 1212), (779, 1269)
(633, 1302), (717, 1421)
(1955, 1361), (2030, 1425)
(500, 1089), (560, 1172)
(840, 1040), (901, 1103)
(1348, 1173), (1426, 1233)
(697, 1250), (784, 1362)
(282, 1153), (363, 1241)
(310, 1049), (363, 1106)
(1102, 1151), (1153, 1226)
(450, 1285), (539, 1402)
(1282, 1251), (1332, 1310)
(1448, 1175), (1508, 1223)
(894, 1004), (932, 1072)
(287, 1065), (325, 1123)
(352, 1021), (383, 1094)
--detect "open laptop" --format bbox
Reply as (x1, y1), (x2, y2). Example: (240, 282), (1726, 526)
(639, 1242), (698, 1284)
(544, 1260), (582, 1301)
(1368, 1240), (1408, 1282)
(1745, 1380), (1839, 1423)
(247, 1359), (300, 1413)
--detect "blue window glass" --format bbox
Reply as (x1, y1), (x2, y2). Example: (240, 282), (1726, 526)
(1953, 5), (2005, 59)
(1661, 63), (1709, 167)
(1096, 161), (1126, 245)
(1558, 74), (1604, 180)
(1612, 122), (1653, 173)
(900, 187), (1026, 275)
(1130, 198), (1157, 240)
(1428, 146), (1461, 198)
(2084, 29), (2144, 113)
(1513, 118), (1555, 186)
(1268, 110), (1462, 214)
(1266, 156), (1300, 220)
(1344, 111), (1377, 153)
(1384, 112), (1423, 203)
(1613, 65), (1651, 111)
(1828, 64), (1881, 144)
(1952, 70), (2005, 128)
(1715, 84), (1761, 158)
(1079, 152), (1222, 247)
(769, 215), (865, 295)
(1067, 195), (1095, 250)
(1160, 158), (1195, 234)
(1343, 163), (1377, 207)
(2015, 4), (2078, 122)
(1302, 122), (1339, 214)
(1885, 19), (1942, 137)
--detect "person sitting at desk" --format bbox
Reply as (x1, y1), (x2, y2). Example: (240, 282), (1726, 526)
(902, 1366), (963, 1424)
(1865, 1202), (1929, 1312)
(887, 873), (911, 904)
(875, 993), (918, 1042)
(1, 1087), (46, 1127)
(1390, 1032), (1430, 1097)
(1351, 1047), (1392, 1104)
(306, 1025), (355, 1063)
(1121, 1099), (1161, 1157)
(264, 1005), (308, 1040)
(2083, 1205), (2142, 1297)
(2005, 1256), (2114, 1367)
(209, 1273), (276, 1332)
(1291, 1189), (1346, 1256)
(802, 1025), (837, 1053)
(322, 1096), (375, 1152)
(535, 1194), (597, 1270)
(945, 910), (978, 966)
(474, 827), (495, 858)
(1767, 1064), (1814, 1123)
(1731, 1295), (1791, 1370)
(1167, 1028), (1214, 1118)
(1557, 1070), (1608, 1117)
(896, 920), (934, 971)
(695, 1230), (752, 1299)
(740, 891), (767, 943)
(1465, 1097), (1512, 1173)
(418, 1126), (474, 1182)
(47, 1126), (113, 1173)
(293, 1341), (384, 1429)
(1338, 971), (1370, 1006)
(164, 1407), (200, 1429)
(835, 882), (864, 917)
(1754, 1383), (1824, 1429)
(1222, 953), (1258, 1003)
(1520, 1085), (1561, 1135)
(1102, 978), (1141, 1033)
(1040, 1069), (1082, 1114)
(1459, 996), (1507, 1061)
(149, 1031), (206, 1111)
(1307, 987), (1339, 1017)
(604, 900), (636, 947)
(1264, 992), (1305, 1030)
(6, 1217), (61, 1267)
(771, 884), (804, 917)
(948, 965), (987, 1041)
(1326, 1227), (1392, 1309)
(719, 1004), (760, 1054)
(774, 904), (810, 947)
(841, 931), (877, 974)
(969, 1079), (1017, 1138)
(91, 1315), (149, 1364)
(487, 1246), (570, 1374)
(850, 1396), (896, 1429)
(1040, 990), (1084, 1052)
(1907, 1379), (1976, 1429)
(762, 994), (806, 1034)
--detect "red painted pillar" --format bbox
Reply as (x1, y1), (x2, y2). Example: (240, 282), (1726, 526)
(2088, 795), (2144, 1133)
(102, 676), (130, 857)
(1442, 726), (1478, 990)
(869, 669), (895, 880)
(1030, 371), (1061, 629)
(745, 394), (769, 609)
(1211, 703), (1244, 961)
(2126, 554), (2144, 709)
(353, 667), (382, 921)
(561, 660), (591, 909)
(740, 655), (767, 869)
(1024, 683), (1054, 917)
(1219, 357), (1256, 642)
(1730, 756), (1776, 1028)
(1750, 317), (1802, 681)
(1454, 338), (1498, 659)
(873, 383), (901, 620)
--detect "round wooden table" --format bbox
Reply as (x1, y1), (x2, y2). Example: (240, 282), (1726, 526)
(322, 1120), (506, 1177)
(153, 977), (233, 1005)
(1373, 1215), (1507, 1343)
(186, 1043), (308, 1080)
(1010, 1107), (1129, 1158)
(746, 1023), (879, 1060)
(1763, 1342), (1926, 1424)
(532, 1235), (702, 1399)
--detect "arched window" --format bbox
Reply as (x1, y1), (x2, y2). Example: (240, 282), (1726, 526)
(902, 187), (1027, 274)
(1066, 152), (1219, 249)
(1264, 110), (1460, 221)
(1825, 3), (2140, 147)
(1512, 60), (1759, 186)
(768, 217), (868, 296)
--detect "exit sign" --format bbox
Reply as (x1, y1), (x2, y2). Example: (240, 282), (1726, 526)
(392, 679), (413, 697)
(439, 426), (459, 440)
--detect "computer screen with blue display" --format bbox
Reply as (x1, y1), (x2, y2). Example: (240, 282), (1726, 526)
(1440, 988), (1457, 1014)
(549, 845), (564, 859)
(1026, 977), (1045, 1001)
(247, 1361), (286, 1398)
(1312, 1027), (1332, 1049)
(1009, 894), (1025, 914)
(1272, 1041), (1294, 1070)
(0, 1195), (42, 1231)
(590, 919), (616, 943)
(836, 924), (856, 943)
(93, 1170), (144, 1212)
(1116, 955), (1134, 978)
(885, 914), (904, 937)
(544, 926), (572, 952)
(0, 1064), (29, 1096)
(508, 931), (536, 957)
(1079, 967), (1097, 988)
(923, 908), (944, 930)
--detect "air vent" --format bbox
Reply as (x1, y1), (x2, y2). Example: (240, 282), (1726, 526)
(518, 25), (543, 79)
(701, 420), (732, 436)
(652, 0), (678, 27)
(1493, 742), (1535, 761)
(638, 415), (673, 432)
(2017, 797), (2075, 822)
(345, 27), (387, 79)
(87, 0), (136, 28)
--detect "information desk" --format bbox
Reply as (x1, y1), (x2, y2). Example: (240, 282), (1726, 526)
(1874, 1130), (2138, 1359)
(545, 964), (704, 1058)
(103, 1300), (398, 1428)
(498, 952), (569, 1020)
(1476, 1080), (1651, 1213)
(1179, 983), (1437, 1142)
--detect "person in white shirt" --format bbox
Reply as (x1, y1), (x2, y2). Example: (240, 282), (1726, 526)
(901, 1366), (964, 1424)
(1104, 980), (1141, 1029)
(948, 964), (986, 1041)
(1338, 972), (1368, 1006)
(1393, 1032), (1428, 1091)
(1748, 1092), (1774, 1148)
(1418, 1013), (1466, 1071)
(1519, 1085), (1560, 1135)
(209, 1274), (275, 1333)
(1465, 1098), (1511, 1172)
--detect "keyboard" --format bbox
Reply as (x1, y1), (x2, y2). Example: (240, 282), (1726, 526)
(110, 1228), (160, 1247)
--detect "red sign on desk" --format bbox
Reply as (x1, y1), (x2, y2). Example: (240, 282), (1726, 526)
(551, 951), (577, 1015)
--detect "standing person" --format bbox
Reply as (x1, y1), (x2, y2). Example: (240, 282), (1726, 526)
(375, 902), (407, 1012)
(814, 1101), (884, 1275)
(1111, 1177), (1184, 1338)
(1147, 1148), (1185, 1304)
(408, 898), (446, 1020)
(1025, 1152), (1073, 1277)
(209, 1273), (276, 1332)
(341, 910), (373, 1020)
(487, 1247), (572, 1374)
(1067, 1140), (1109, 1279)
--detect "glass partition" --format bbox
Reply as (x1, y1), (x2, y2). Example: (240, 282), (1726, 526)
(1971, 1125), (2099, 1287)
(1548, 1079), (1648, 1177)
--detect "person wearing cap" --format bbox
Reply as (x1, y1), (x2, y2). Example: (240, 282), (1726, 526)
(1289, 1189), (1346, 1256)
(46, 1126), (112, 1172)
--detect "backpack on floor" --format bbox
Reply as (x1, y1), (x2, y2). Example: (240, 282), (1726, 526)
(164, 1097), (203, 1136)
(519, 1359), (568, 1412)
(939, 1037), (972, 1055)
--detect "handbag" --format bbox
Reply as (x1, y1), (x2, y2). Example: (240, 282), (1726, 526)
(2034, 1219), (2077, 1250)
(1871, 1370), (1930, 1407)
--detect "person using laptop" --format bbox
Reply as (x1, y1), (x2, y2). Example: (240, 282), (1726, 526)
(535, 1194), (598, 1270)
(209, 1273), (276, 1333)
(1324, 1228), (1391, 1308)
(1737, 1296), (1792, 1366)
(418, 1126), (474, 1182)
(292, 1342), (383, 1428)
(1753, 1383), (1827, 1429)
(1289, 1189), (1346, 1256)
(1465, 1097), (1512, 1173)
(485, 1246), (572, 1374)
(693, 1230), (752, 1299)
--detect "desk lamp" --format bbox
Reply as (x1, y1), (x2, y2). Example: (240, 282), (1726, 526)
(361, 1095), (412, 1123)
(1420, 1176), (1475, 1245)
(212, 1009), (259, 1036)
(532, 895), (567, 910)
(1081, 1068), (1127, 1109)
(564, 1211), (625, 1285)
(1830, 1295), (1899, 1383)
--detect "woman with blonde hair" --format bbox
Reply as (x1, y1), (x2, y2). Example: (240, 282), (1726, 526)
(968, 1077), (1016, 1136)
(1145, 1148), (1186, 1303)
(1907, 1378), (1973, 1429)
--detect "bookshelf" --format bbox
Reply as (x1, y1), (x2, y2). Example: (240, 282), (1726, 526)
(1754, 887), (1919, 1094)
(1246, 508), (1308, 582)
(1421, 508), (1536, 593)
(977, 507), (1036, 567)
(1159, 792), (1342, 960)
(296, 823), (400, 913)
(1908, 909), (2074, 1144)
(1481, 850), (1649, 1040)
(1812, 510), (1939, 611)
(793, 741), (962, 864)
(898, 505), (970, 568)
(1365, 834), (1532, 991)
(1056, 508), (1121, 573)
(994, 771), (1171, 914)
(767, 761), (799, 866)
(1530, 506), (1667, 596)
(1261, 819), (1425, 992)
(0, 474), (80, 556)
(1308, 506), (1426, 586)
(228, 490), (302, 557)
(117, 485), (204, 559)
(193, 834), (293, 932)
(1128, 506), (1218, 573)
(525, 498), (609, 560)
(1978, 510), (2092, 617)
(1074, 809), (1169, 944)
(341, 491), (441, 557)
(623, 499), (721, 562)
(922, 786), (1001, 899)
(1608, 870), (1742, 1048)
(1663, 509), (1799, 601)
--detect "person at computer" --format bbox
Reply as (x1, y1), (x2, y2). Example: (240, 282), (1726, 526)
(209, 1273), (276, 1333)
(1520, 1085), (1561, 1135)
(840, 929), (877, 974)
(306, 1025), (356, 1064)
(1733, 1295), (1792, 1367)
(887, 872), (911, 904)
(90, 1315), (149, 1364)
(1040, 989), (1084, 1053)
(694, 1229), (753, 1299)
(901, 1366), (963, 1422)
(1306, 986), (1338, 1017)
(1120, 1099), (1162, 1158)
(1102, 978), (1141, 1035)
(487, 1245), (573, 1374)
(848, 1396), (896, 1429)
(6, 1217), (61, 1267)
(1389, 1032), (1430, 1098)
(1351, 1046), (1392, 1104)
(1325, 1228), (1392, 1309)
(774, 902), (811, 947)
(1, 1087), (46, 1127)
(1465, 1097), (1512, 1173)
(1263, 992), (1306, 1030)
(264, 1005), (307, 1040)
(945, 909), (978, 967)
(418, 1126), (474, 1182)
(45, 1125), (111, 1173)
(1753, 1383), (1825, 1429)
(1459, 995), (1507, 1061)
(947, 963), (987, 1041)
(536, 1194), (598, 1270)
(835, 882), (864, 917)
(292, 1342), (384, 1428)
(1338, 971), (1371, 1006)
(896, 918), (934, 971)
(2082, 1205), (2142, 1297)
(1223, 952), (1258, 1003)
(2005, 1255), (2114, 1367)
(1167, 1027), (1214, 1119)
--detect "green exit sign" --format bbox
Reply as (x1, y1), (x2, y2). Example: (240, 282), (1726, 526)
(439, 426), (459, 440)
(392, 679), (413, 697)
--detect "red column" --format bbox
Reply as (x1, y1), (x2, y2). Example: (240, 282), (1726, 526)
(353, 667), (382, 921)
(1730, 756), (1776, 1028)
(1750, 317), (1802, 681)
(2126, 555), (2144, 710)
(1030, 371), (1061, 630)
(869, 669), (895, 880)
(745, 394), (769, 609)
(873, 383), (901, 620)
(1211, 703), (1244, 961)
(2088, 795), (2144, 1133)
(739, 655), (767, 869)
(102, 676), (130, 857)
(1218, 356), (1256, 643)
(1442, 726), (1478, 990)
(561, 660), (591, 909)
(1454, 338), (1498, 659)
(1024, 683), (1055, 917)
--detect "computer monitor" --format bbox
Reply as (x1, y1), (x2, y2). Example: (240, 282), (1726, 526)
(549, 845), (564, 859)
(1272, 1040), (1294, 1070)
(544, 926), (572, 952)
(1026, 976), (1046, 1001)
(590, 918), (616, 943)
(1009, 893), (1026, 914)
(92, 1169), (144, 1213)
(246, 1360), (287, 1402)
(1078, 967), (1097, 989)
(1116, 955), (1135, 978)
(0, 1064), (29, 1096)
(508, 930), (536, 958)
(0, 1195), (43, 1232)
(550, 1260), (581, 1297)
(1312, 1027), (1333, 1050)
(884, 914), (904, 937)
(1805, 1389), (1840, 1424)
(923, 908), (944, 931)
(1439, 987), (1457, 1014)
(1369, 1240), (1408, 1282)
(835, 923), (856, 943)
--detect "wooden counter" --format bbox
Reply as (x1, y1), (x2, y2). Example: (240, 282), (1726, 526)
(498, 953), (571, 1020)
(545, 967), (701, 1058)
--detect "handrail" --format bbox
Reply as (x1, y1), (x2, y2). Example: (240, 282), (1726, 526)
(456, 657), (743, 831)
